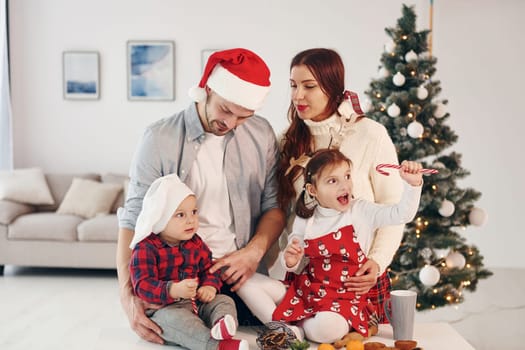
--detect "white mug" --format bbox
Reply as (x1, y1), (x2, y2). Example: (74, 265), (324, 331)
(384, 290), (417, 340)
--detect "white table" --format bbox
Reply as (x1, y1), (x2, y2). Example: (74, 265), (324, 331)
(97, 322), (475, 350)
(365, 323), (475, 350)
(235, 322), (475, 350)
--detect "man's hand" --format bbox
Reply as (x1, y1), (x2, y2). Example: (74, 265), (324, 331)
(197, 285), (217, 303)
(209, 246), (260, 292)
(343, 259), (380, 294)
(120, 288), (164, 344)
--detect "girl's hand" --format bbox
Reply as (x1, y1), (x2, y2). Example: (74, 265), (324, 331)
(284, 237), (304, 268)
(197, 285), (217, 303)
(400, 160), (423, 186)
(169, 278), (198, 299)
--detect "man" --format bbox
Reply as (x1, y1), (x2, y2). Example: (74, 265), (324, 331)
(116, 48), (286, 344)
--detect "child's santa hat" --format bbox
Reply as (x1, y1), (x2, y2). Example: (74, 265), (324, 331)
(130, 174), (194, 249)
(189, 48), (271, 110)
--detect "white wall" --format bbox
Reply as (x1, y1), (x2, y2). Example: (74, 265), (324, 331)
(9, 0), (525, 268)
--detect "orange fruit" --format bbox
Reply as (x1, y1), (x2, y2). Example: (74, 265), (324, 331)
(318, 343), (336, 350)
(346, 339), (365, 350)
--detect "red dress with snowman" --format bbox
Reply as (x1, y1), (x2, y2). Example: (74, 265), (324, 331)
(272, 224), (372, 336)
(272, 183), (422, 337)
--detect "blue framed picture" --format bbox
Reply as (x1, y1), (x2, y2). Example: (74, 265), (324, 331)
(127, 40), (175, 101)
(63, 51), (100, 100)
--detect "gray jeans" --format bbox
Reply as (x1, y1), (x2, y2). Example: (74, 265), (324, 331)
(148, 294), (237, 350)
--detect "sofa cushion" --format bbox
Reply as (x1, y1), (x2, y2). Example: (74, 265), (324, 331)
(37, 173), (101, 212)
(0, 168), (55, 205)
(77, 214), (118, 242)
(0, 200), (35, 225)
(101, 173), (129, 214)
(57, 178), (123, 219)
(8, 213), (82, 241)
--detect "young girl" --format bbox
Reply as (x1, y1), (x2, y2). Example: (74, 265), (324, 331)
(238, 149), (423, 344)
(129, 174), (248, 350)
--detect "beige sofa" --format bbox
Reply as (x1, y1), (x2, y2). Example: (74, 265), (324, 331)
(0, 172), (127, 274)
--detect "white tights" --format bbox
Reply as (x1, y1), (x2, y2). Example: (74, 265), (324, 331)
(237, 273), (303, 340)
(301, 311), (349, 344)
(238, 273), (349, 343)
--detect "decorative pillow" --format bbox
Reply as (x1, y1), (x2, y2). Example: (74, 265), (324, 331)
(56, 178), (123, 219)
(0, 167), (55, 205)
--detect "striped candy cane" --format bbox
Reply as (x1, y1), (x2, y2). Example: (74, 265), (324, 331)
(191, 277), (199, 315)
(191, 297), (198, 315)
(376, 163), (439, 176)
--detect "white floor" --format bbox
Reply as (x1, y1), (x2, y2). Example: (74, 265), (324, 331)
(0, 266), (523, 350)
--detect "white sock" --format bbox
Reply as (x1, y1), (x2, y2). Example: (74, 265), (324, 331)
(211, 314), (236, 340)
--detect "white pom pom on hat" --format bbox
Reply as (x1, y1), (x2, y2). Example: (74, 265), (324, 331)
(188, 48), (271, 110)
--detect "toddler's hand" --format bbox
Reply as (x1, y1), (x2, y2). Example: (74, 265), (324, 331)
(197, 285), (217, 303)
(284, 237), (304, 268)
(399, 160), (423, 186)
(170, 278), (198, 300)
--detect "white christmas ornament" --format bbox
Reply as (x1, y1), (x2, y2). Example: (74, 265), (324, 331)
(446, 252), (466, 269)
(385, 40), (396, 53)
(419, 265), (440, 286)
(405, 50), (418, 62)
(434, 248), (450, 259)
(432, 161), (446, 169)
(387, 103), (401, 117)
(469, 207), (488, 226)
(439, 199), (455, 217)
(417, 86), (429, 100)
(378, 67), (390, 78)
(407, 121), (424, 138)
(393, 72), (406, 86)
(419, 51), (430, 59)
(434, 102), (447, 119)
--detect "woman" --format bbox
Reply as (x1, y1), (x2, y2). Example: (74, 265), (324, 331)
(277, 48), (404, 323)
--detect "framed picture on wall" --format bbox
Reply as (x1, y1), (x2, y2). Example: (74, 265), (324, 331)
(63, 51), (100, 100)
(201, 49), (220, 72)
(127, 40), (175, 101)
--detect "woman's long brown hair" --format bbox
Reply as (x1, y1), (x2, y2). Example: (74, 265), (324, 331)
(278, 48), (346, 212)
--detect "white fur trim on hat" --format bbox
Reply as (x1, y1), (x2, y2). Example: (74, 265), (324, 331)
(189, 85), (207, 103)
(207, 65), (270, 110)
(130, 174), (194, 249)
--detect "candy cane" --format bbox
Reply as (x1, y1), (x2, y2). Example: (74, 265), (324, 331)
(376, 163), (439, 176)
(191, 277), (199, 315)
(191, 297), (198, 315)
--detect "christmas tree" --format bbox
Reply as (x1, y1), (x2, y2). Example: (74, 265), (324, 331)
(364, 4), (492, 310)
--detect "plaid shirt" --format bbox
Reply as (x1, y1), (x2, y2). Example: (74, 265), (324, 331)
(130, 233), (222, 305)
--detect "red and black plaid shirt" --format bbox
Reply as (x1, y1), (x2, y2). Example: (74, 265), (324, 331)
(130, 233), (221, 305)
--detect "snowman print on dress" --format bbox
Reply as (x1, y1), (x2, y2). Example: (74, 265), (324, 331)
(340, 266), (350, 282)
(318, 241), (330, 257)
(333, 230), (343, 241)
(331, 300), (341, 312)
(322, 258), (332, 271)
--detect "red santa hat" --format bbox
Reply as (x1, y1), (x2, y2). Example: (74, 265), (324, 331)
(189, 48), (271, 110)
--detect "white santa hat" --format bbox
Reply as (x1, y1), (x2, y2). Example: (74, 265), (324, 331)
(189, 48), (271, 110)
(130, 174), (194, 249)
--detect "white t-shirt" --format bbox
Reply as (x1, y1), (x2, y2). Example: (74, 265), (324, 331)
(187, 133), (236, 258)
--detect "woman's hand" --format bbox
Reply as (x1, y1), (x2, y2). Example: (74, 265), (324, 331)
(343, 259), (380, 294)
